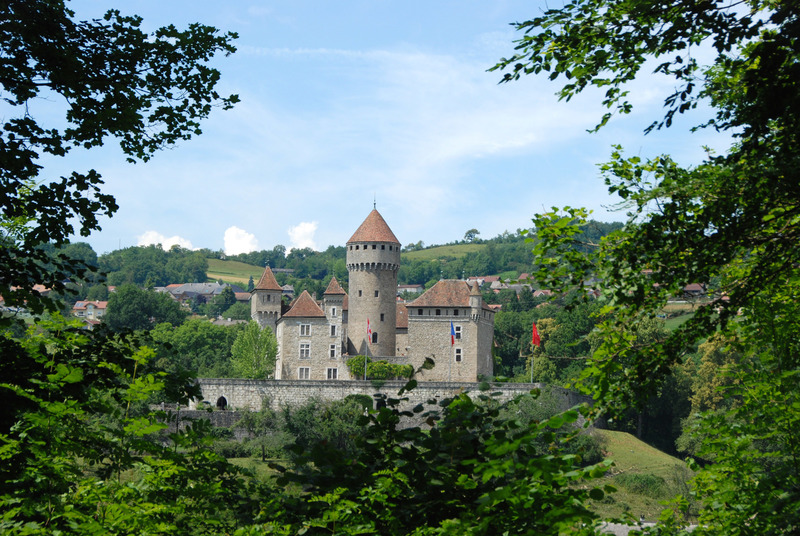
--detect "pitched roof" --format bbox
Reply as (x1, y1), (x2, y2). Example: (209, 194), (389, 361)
(409, 280), (473, 308)
(254, 266), (282, 292)
(324, 276), (346, 295)
(72, 300), (108, 310)
(396, 303), (408, 329)
(283, 290), (326, 318)
(347, 209), (399, 244)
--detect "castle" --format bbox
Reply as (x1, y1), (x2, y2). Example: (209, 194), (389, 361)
(250, 209), (495, 382)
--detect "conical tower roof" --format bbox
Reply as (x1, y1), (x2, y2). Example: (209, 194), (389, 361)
(323, 276), (346, 295)
(283, 290), (326, 318)
(470, 281), (481, 296)
(347, 209), (399, 244)
(253, 266), (282, 292)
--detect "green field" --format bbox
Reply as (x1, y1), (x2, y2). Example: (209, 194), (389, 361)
(207, 258), (264, 285)
(402, 243), (485, 261)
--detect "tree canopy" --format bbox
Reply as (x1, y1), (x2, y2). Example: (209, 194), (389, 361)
(0, 0), (237, 315)
(494, 0), (800, 531)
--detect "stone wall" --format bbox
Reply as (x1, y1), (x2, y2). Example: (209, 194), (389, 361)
(191, 378), (596, 419)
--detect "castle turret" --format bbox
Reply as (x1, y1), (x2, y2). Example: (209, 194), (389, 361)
(346, 209), (400, 356)
(251, 266), (282, 333)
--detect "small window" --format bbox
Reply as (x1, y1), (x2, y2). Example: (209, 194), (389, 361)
(331, 306), (337, 317)
(380, 313), (384, 322)
(327, 368), (338, 380)
(372, 244), (377, 250)
(453, 309), (458, 316)
(300, 324), (311, 336)
(381, 245), (385, 250)
(267, 294), (271, 302)
(455, 348), (462, 362)
(358, 290), (362, 297)
(298, 367), (310, 379)
(330, 324), (337, 337)
(454, 325), (462, 340)
(436, 309), (441, 316)
(330, 344), (336, 358)
(372, 332), (378, 344)
(389, 246), (392, 251)
(374, 290), (379, 297)
(356, 245), (360, 250)
(300, 343), (310, 359)
(418, 309), (423, 316)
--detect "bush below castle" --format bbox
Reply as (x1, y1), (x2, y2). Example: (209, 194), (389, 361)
(346, 355), (414, 381)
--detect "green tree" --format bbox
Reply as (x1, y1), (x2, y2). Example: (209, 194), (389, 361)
(463, 228), (480, 243)
(494, 0), (800, 531)
(150, 318), (243, 377)
(0, 315), (261, 534)
(230, 321), (277, 379)
(1, 1), (237, 315)
(222, 301), (251, 320)
(206, 286), (237, 317)
(259, 387), (611, 535)
(104, 284), (187, 331)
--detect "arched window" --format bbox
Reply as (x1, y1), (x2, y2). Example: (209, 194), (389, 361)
(216, 396), (228, 410)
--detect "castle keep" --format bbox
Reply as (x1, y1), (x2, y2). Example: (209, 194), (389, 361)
(251, 209), (495, 382)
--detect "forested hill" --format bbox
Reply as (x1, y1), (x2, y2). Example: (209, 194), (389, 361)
(54, 220), (622, 303)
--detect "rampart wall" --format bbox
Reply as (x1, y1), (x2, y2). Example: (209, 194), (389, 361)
(190, 379), (595, 418)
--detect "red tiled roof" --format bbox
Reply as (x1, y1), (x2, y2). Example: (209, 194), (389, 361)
(408, 280), (472, 308)
(254, 266), (282, 291)
(396, 303), (408, 329)
(324, 276), (346, 295)
(72, 300), (108, 311)
(347, 209), (399, 244)
(234, 292), (251, 302)
(283, 290), (326, 318)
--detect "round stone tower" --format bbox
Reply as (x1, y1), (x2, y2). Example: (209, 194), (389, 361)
(346, 209), (400, 357)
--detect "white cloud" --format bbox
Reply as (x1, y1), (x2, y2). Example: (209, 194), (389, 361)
(137, 231), (194, 250)
(287, 221), (318, 251)
(224, 226), (260, 255)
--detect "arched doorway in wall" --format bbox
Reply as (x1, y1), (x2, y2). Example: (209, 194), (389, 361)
(216, 396), (228, 410)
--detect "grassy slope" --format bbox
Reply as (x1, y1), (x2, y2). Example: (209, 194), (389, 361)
(207, 258), (264, 285)
(588, 429), (694, 522)
(402, 243), (485, 261)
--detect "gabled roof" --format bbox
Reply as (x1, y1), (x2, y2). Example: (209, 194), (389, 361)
(73, 300), (108, 310)
(347, 209), (399, 244)
(254, 266), (282, 292)
(283, 290), (326, 318)
(409, 280), (473, 308)
(396, 303), (408, 329)
(324, 276), (346, 295)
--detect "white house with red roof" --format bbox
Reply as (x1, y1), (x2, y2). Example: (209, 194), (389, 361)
(72, 300), (108, 323)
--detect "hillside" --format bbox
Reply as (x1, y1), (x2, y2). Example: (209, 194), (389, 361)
(402, 243), (486, 261)
(588, 429), (694, 522)
(207, 258), (265, 285)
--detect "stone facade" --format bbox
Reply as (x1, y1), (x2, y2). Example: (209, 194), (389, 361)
(191, 378), (594, 417)
(251, 208), (495, 382)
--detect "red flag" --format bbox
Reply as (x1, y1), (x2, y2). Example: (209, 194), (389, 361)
(532, 322), (541, 348)
(367, 318), (372, 341)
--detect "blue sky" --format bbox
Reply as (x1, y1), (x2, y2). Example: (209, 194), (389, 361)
(56, 1), (731, 255)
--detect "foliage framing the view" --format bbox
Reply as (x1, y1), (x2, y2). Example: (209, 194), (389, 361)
(493, 0), (800, 533)
(0, 0), (238, 314)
